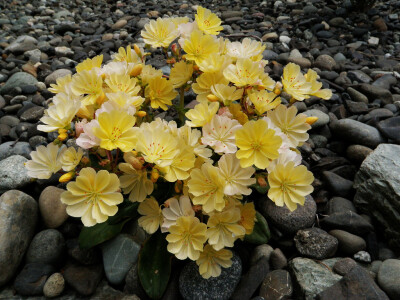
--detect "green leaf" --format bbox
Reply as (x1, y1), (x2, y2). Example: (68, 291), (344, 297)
(79, 202), (139, 249)
(139, 231), (172, 299)
(244, 211), (271, 245)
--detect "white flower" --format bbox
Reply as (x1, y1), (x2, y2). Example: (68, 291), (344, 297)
(25, 143), (65, 179)
(201, 115), (242, 154)
(226, 38), (266, 61)
(161, 196), (195, 233)
(267, 149), (302, 173)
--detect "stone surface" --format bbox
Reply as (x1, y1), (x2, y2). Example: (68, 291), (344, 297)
(64, 263), (103, 296)
(43, 273), (65, 298)
(321, 211), (373, 236)
(0, 72), (38, 95)
(259, 195), (316, 235)
(329, 230), (366, 255)
(39, 186), (68, 228)
(332, 258), (357, 276)
(0, 190), (38, 287)
(294, 228), (338, 259)
(14, 263), (55, 296)
(377, 117), (400, 142)
(354, 251), (371, 263)
(270, 248), (288, 270)
(303, 109), (330, 128)
(354, 144), (400, 250)
(26, 229), (65, 265)
(44, 69), (72, 85)
(0, 141), (32, 160)
(289, 257), (342, 300)
(259, 270), (293, 300)
(0, 155), (31, 193)
(179, 252), (242, 300)
(377, 259), (400, 299)
(102, 234), (140, 285)
(250, 244), (274, 266)
(360, 84), (393, 105)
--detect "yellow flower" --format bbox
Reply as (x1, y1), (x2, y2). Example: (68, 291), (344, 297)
(218, 153), (256, 196)
(48, 74), (73, 94)
(106, 91), (145, 111)
(93, 110), (137, 152)
(158, 146), (196, 182)
(192, 72), (229, 100)
(185, 101), (219, 127)
(268, 161), (314, 212)
(226, 38), (266, 61)
(161, 196), (195, 232)
(170, 61), (193, 88)
(71, 70), (105, 106)
(238, 202), (256, 235)
(206, 208), (246, 250)
(138, 197), (163, 234)
(60, 147), (84, 171)
(37, 93), (81, 132)
(171, 16), (190, 28)
(210, 84), (243, 106)
(197, 54), (232, 73)
(183, 30), (220, 65)
(195, 6), (223, 35)
(235, 119), (282, 169)
(113, 45), (140, 64)
(187, 163), (226, 213)
(141, 18), (179, 48)
(248, 90), (281, 115)
(229, 103), (248, 125)
(61, 168), (123, 226)
(196, 245), (233, 279)
(281, 63), (312, 101)
(119, 163), (154, 202)
(25, 143), (65, 179)
(266, 104), (310, 147)
(145, 76), (178, 111)
(177, 125), (213, 160)
(304, 69), (332, 100)
(140, 65), (163, 85)
(223, 58), (264, 87)
(166, 216), (207, 260)
(201, 115), (242, 154)
(76, 55), (103, 73)
(105, 73), (141, 96)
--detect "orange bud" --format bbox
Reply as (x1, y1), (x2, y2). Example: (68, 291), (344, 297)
(136, 111), (147, 117)
(59, 172), (75, 183)
(193, 65), (200, 71)
(57, 132), (68, 141)
(174, 180), (183, 193)
(81, 156), (90, 165)
(151, 169), (159, 183)
(306, 116), (318, 125)
(133, 44), (141, 56)
(273, 82), (283, 95)
(257, 85), (266, 91)
(257, 176), (268, 187)
(130, 64), (143, 77)
(96, 91), (106, 105)
(99, 159), (110, 166)
(206, 94), (219, 102)
(166, 57), (176, 64)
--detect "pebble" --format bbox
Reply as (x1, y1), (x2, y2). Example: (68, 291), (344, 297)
(329, 230), (366, 255)
(0, 141), (31, 160)
(270, 248), (287, 270)
(322, 171), (353, 198)
(377, 116), (400, 142)
(64, 263), (103, 296)
(14, 263), (55, 296)
(0, 155), (31, 193)
(0, 72), (38, 95)
(314, 54), (336, 71)
(26, 229), (65, 266)
(43, 273), (65, 298)
(39, 186), (69, 228)
(112, 19), (127, 30)
(303, 109), (330, 128)
(346, 144), (373, 164)
(332, 257), (357, 276)
(326, 197), (356, 214)
(321, 211), (374, 236)
(377, 259), (400, 299)
(259, 270), (293, 300)
(44, 69), (72, 85)
(354, 251), (372, 263)
(294, 227), (338, 259)
(360, 84), (393, 105)
(250, 244), (274, 266)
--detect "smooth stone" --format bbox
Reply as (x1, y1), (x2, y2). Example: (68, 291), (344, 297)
(14, 263), (55, 296)
(360, 84), (393, 105)
(329, 230), (366, 255)
(326, 197), (356, 214)
(348, 70), (372, 83)
(270, 248), (287, 270)
(39, 186), (68, 228)
(289, 257), (342, 300)
(26, 229), (65, 265)
(303, 109), (330, 128)
(0, 141), (31, 160)
(55, 46), (74, 57)
(372, 74), (397, 90)
(332, 258), (357, 276)
(0, 115), (20, 126)
(322, 171), (353, 198)
(378, 248), (396, 261)
(259, 270), (293, 300)
(92, 280), (140, 300)
(250, 244), (274, 266)
(20, 106), (45, 122)
(346, 145), (373, 164)
(288, 57), (312, 68)
(330, 119), (386, 148)
(43, 273), (65, 298)
(112, 19), (127, 30)
(294, 228), (338, 259)
(377, 259), (400, 299)
(0, 191), (38, 287)
(377, 117), (400, 142)
(259, 195), (316, 235)
(101, 233), (140, 285)
(347, 87), (369, 103)
(318, 265), (389, 300)
(123, 263), (146, 298)
(64, 263), (103, 296)
(179, 253), (242, 300)
(373, 18), (388, 32)
(321, 211), (374, 236)
(0, 72), (38, 95)
(314, 55), (336, 71)
(346, 100), (368, 114)
(353, 144), (400, 249)
(0, 155), (31, 193)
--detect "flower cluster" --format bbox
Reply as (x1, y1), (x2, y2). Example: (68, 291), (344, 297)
(25, 6), (330, 279)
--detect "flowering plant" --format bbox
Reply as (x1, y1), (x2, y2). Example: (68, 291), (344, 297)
(26, 6), (331, 298)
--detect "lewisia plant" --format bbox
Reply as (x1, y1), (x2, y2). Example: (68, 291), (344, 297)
(25, 5), (331, 293)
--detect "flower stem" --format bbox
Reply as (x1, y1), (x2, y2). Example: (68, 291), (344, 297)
(179, 86), (185, 124)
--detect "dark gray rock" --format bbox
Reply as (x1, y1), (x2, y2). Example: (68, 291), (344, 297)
(64, 263), (103, 296)
(377, 259), (400, 299)
(0, 155), (31, 193)
(0, 72), (38, 95)
(26, 229), (65, 266)
(321, 211), (374, 236)
(259, 195), (316, 235)
(0, 141), (32, 160)
(360, 84), (393, 105)
(346, 145), (373, 164)
(14, 263), (55, 296)
(179, 252), (242, 300)
(372, 75), (397, 90)
(259, 270), (293, 300)
(377, 117), (400, 142)
(332, 258), (357, 276)
(270, 248), (287, 270)
(294, 228), (338, 259)
(347, 87), (369, 103)
(354, 144), (400, 250)
(322, 171), (353, 198)
(20, 106), (45, 122)
(250, 244), (274, 266)
(348, 70), (372, 83)
(329, 230), (366, 255)
(326, 197), (356, 215)
(66, 238), (101, 265)
(0, 190), (38, 287)
(44, 69), (72, 85)
(303, 109), (330, 128)
(314, 55), (336, 71)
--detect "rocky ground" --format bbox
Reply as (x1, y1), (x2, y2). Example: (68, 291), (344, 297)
(0, 0), (400, 299)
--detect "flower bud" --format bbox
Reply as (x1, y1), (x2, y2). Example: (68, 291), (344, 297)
(273, 82), (283, 95)
(166, 57), (176, 64)
(171, 43), (179, 56)
(174, 180), (183, 193)
(257, 85), (266, 91)
(81, 156), (90, 165)
(57, 132), (68, 141)
(133, 44), (141, 56)
(136, 111), (147, 118)
(59, 171), (75, 183)
(151, 169), (159, 183)
(257, 176), (268, 187)
(193, 65), (200, 72)
(96, 90), (106, 105)
(206, 94), (219, 102)
(306, 116), (318, 125)
(130, 64), (143, 77)
(123, 152), (143, 169)
(58, 128), (68, 134)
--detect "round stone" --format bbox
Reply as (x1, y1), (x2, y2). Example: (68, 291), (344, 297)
(43, 273), (65, 298)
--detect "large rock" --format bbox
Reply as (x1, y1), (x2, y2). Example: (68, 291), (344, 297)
(26, 229), (65, 266)
(0, 190), (38, 287)
(0, 155), (31, 193)
(353, 144), (400, 250)
(39, 186), (69, 228)
(179, 252), (242, 300)
(0, 72), (38, 95)
(294, 228), (338, 260)
(289, 257), (342, 300)
(377, 259), (400, 299)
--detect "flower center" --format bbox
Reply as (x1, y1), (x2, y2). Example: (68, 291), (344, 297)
(111, 126), (122, 141)
(251, 141), (261, 150)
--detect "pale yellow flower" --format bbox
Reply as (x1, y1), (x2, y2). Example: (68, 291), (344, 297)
(166, 216), (207, 260)
(192, 71), (229, 100)
(304, 69), (332, 100)
(76, 55), (103, 73)
(171, 16), (190, 28)
(218, 153), (256, 196)
(140, 65), (163, 86)
(282, 63), (312, 101)
(238, 202), (256, 235)
(113, 45), (141, 64)
(196, 245), (233, 279)
(266, 104), (310, 148)
(268, 161), (314, 211)
(209, 84), (243, 106)
(119, 163), (154, 203)
(248, 90), (281, 115)
(141, 18), (179, 48)
(206, 207), (246, 250)
(183, 30), (220, 65)
(235, 119), (282, 169)
(25, 143), (65, 179)
(177, 125), (213, 160)
(138, 197), (163, 234)
(48, 74), (73, 94)
(158, 146), (196, 182)
(226, 38), (266, 61)
(106, 91), (145, 111)
(223, 58), (264, 87)
(105, 73), (141, 96)
(61, 168), (123, 226)
(145, 76), (178, 111)
(185, 101), (219, 127)
(197, 54), (232, 73)
(60, 147), (84, 171)
(169, 61), (193, 88)
(187, 163), (226, 213)
(161, 196), (195, 232)
(195, 6), (223, 35)
(229, 103), (248, 125)
(71, 70), (105, 106)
